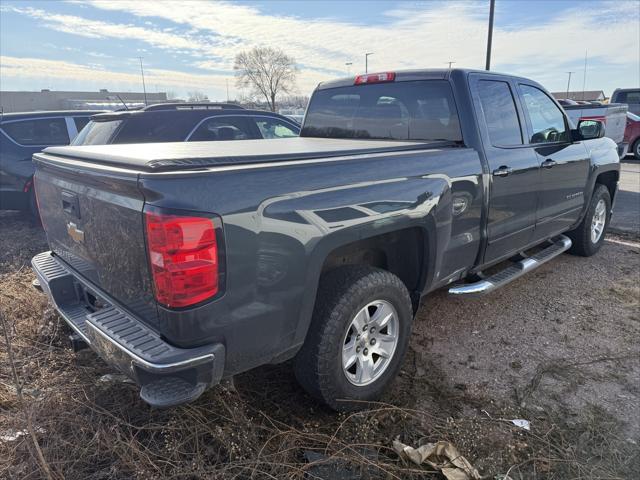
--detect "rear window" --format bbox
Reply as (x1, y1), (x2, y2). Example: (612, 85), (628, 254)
(72, 120), (122, 145)
(113, 114), (195, 144)
(614, 90), (640, 104)
(302, 80), (462, 142)
(2, 118), (69, 146)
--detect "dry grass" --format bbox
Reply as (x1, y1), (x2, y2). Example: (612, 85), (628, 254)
(1, 211), (638, 479)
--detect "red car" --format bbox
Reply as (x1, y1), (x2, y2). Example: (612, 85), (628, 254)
(624, 112), (640, 159)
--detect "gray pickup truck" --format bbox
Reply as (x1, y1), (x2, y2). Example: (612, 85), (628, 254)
(31, 69), (619, 410)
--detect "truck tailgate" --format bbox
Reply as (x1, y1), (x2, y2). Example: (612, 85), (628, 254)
(33, 152), (159, 327)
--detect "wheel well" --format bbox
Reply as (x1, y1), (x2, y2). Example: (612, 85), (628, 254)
(321, 228), (426, 305)
(595, 170), (618, 202)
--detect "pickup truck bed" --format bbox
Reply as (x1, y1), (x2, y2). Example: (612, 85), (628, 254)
(563, 103), (628, 157)
(43, 137), (444, 171)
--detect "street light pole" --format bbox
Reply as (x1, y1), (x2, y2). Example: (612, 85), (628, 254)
(566, 71), (575, 99)
(485, 0), (495, 70)
(345, 62), (353, 75)
(446, 61), (456, 69)
(365, 52), (374, 73)
(138, 57), (148, 106)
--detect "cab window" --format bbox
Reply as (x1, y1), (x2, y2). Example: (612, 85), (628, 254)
(302, 80), (462, 142)
(519, 85), (569, 144)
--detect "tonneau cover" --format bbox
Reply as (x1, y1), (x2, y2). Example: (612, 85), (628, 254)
(39, 137), (440, 172)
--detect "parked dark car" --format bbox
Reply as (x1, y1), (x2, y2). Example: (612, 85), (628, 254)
(624, 111), (640, 159)
(0, 110), (103, 212)
(611, 88), (640, 115)
(72, 103), (300, 146)
(31, 69), (619, 410)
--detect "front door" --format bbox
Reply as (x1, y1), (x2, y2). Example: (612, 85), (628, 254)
(471, 75), (540, 263)
(517, 84), (590, 240)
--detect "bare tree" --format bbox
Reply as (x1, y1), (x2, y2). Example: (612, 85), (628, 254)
(280, 94), (309, 109)
(234, 47), (297, 112)
(187, 91), (209, 102)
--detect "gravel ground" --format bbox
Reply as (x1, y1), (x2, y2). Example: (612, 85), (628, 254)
(1, 210), (639, 479)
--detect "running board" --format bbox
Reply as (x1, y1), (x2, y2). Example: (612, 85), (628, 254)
(448, 235), (572, 297)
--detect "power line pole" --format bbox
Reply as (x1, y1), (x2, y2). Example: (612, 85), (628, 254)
(446, 61), (456, 69)
(566, 71), (575, 99)
(138, 57), (148, 105)
(582, 50), (588, 101)
(485, 0), (495, 70)
(226, 79), (230, 102)
(365, 52), (374, 73)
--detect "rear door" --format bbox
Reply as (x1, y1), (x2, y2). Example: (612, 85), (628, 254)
(517, 83), (589, 240)
(0, 116), (70, 194)
(470, 74), (540, 263)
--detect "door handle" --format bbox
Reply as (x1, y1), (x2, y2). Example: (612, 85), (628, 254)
(492, 166), (513, 177)
(542, 158), (557, 169)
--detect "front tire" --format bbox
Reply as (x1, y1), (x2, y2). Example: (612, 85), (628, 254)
(566, 184), (611, 256)
(633, 139), (640, 160)
(293, 266), (413, 411)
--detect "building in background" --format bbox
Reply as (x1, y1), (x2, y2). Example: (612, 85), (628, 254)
(0, 89), (171, 113)
(551, 90), (606, 102)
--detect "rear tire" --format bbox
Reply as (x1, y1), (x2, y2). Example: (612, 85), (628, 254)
(566, 184), (611, 257)
(633, 139), (640, 160)
(293, 266), (413, 411)
(28, 188), (41, 225)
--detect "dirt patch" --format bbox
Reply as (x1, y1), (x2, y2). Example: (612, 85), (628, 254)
(1, 210), (639, 479)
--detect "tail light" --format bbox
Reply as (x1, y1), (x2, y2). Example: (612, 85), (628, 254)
(144, 208), (222, 308)
(354, 72), (396, 85)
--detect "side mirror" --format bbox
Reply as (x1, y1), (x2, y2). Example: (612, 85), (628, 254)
(574, 119), (605, 141)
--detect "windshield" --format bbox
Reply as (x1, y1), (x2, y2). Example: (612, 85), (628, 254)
(72, 120), (122, 145)
(302, 80), (462, 142)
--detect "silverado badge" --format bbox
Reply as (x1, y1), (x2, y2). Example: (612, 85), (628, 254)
(66, 222), (85, 244)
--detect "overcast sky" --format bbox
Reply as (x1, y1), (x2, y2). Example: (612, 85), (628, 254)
(1, 0), (638, 100)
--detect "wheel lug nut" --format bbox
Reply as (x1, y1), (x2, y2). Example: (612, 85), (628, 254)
(370, 338), (376, 345)
(363, 348), (369, 355)
(363, 324), (368, 332)
(370, 327), (376, 334)
(356, 346), (361, 353)
(356, 334), (361, 341)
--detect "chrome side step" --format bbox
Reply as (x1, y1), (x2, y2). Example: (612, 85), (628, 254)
(448, 235), (572, 297)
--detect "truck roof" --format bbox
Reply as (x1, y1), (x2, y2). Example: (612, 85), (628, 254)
(39, 137), (445, 172)
(316, 67), (533, 90)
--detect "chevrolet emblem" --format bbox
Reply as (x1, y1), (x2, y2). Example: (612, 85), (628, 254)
(66, 222), (85, 244)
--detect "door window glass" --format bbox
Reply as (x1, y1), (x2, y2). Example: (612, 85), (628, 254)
(1, 118), (70, 146)
(188, 117), (256, 141)
(254, 117), (299, 139)
(476, 80), (523, 146)
(520, 84), (569, 143)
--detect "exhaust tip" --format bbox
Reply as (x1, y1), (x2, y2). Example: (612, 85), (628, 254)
(32, 278), (43, 292)
(69, 333), (89, 352)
